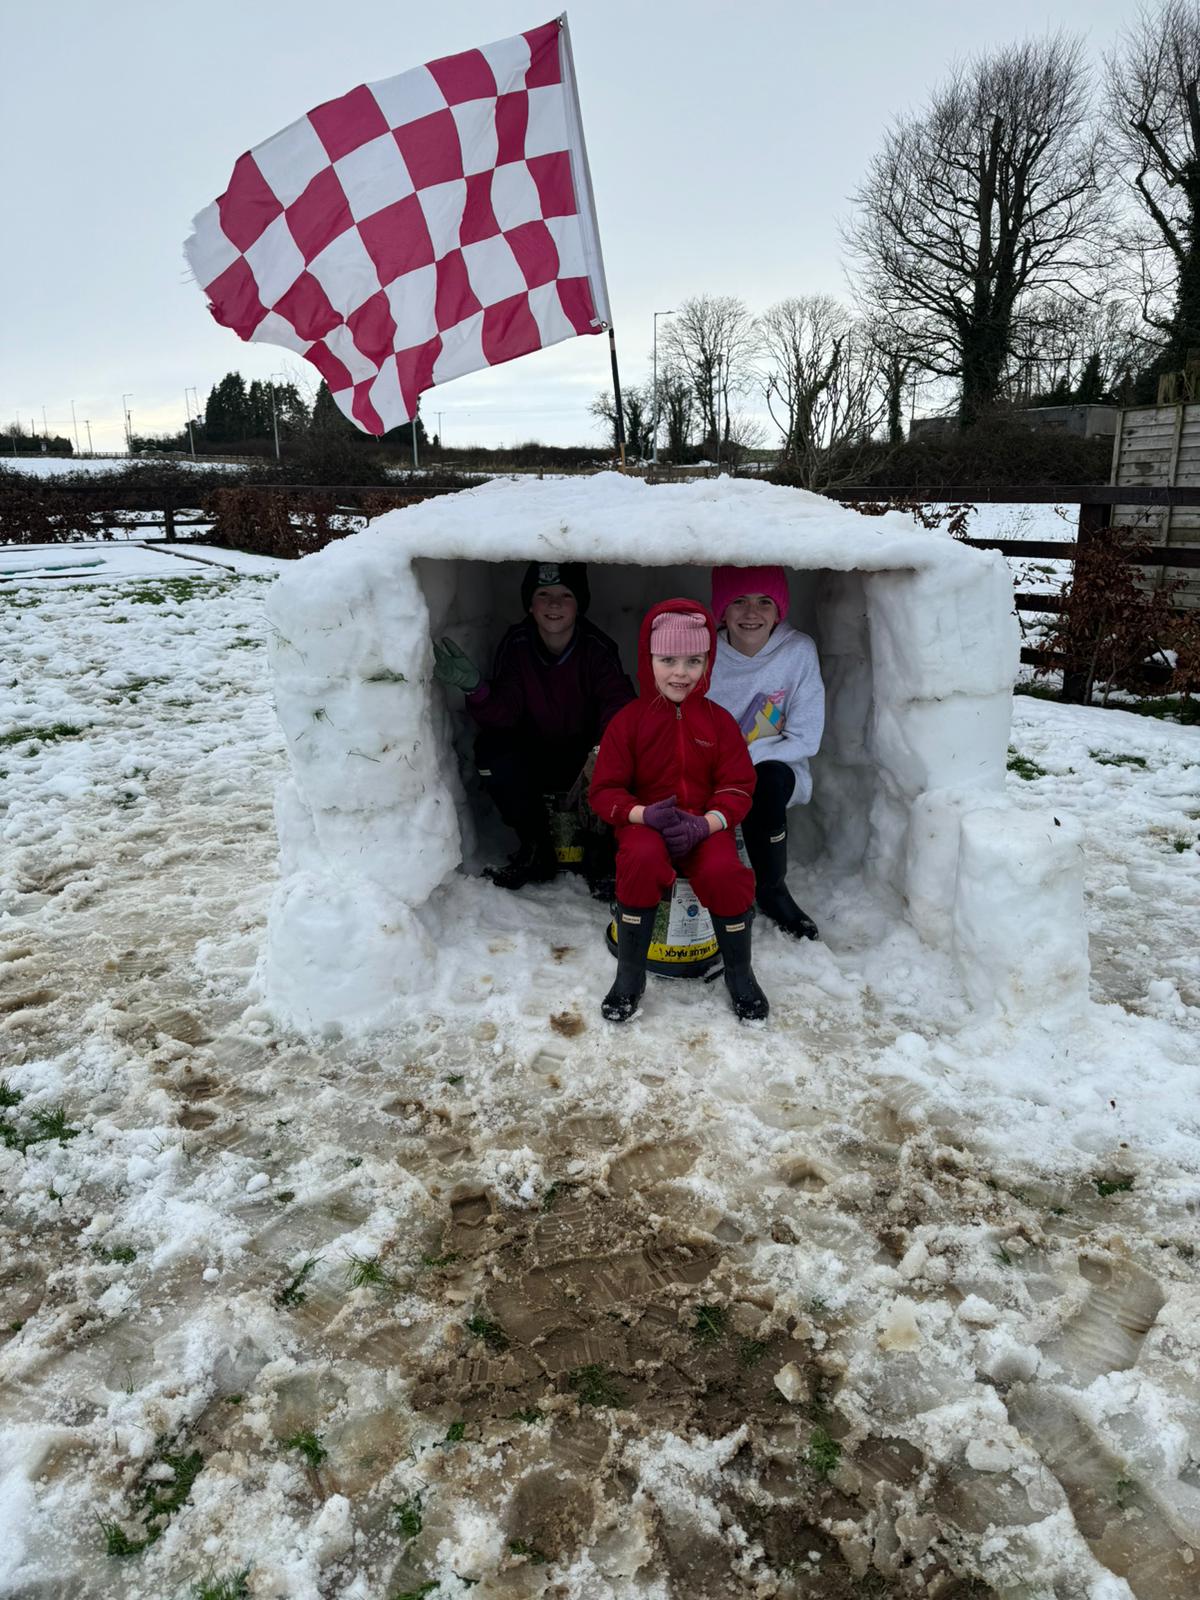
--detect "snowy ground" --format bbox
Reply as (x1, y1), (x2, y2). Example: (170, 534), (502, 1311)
(1, 563), (1198, 1599)
(1, 458), (249, 478)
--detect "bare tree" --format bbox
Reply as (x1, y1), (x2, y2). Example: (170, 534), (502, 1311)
(590, 383), (655, 458)
(1106, 0), (1200, 374)
(659, 295), (757, 455)
(846, 35), (1109, 426)
(757, 296), (888, 485)
(1008, 291), (1156, 401)
(657, 362), (695, 464)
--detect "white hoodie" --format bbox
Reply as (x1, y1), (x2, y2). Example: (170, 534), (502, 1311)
(707, 621), (825, 805)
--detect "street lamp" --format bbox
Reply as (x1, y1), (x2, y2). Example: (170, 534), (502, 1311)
(652, 309), (675, 466)
(122, 394), (133, 453)
(269, 374), (284, 461)
(185, 386), (201, 459)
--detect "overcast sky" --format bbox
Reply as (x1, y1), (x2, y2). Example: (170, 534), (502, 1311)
(2, 0), (1136, 453)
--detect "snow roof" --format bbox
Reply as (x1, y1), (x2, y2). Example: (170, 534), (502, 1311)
(372, 471), (983, 574)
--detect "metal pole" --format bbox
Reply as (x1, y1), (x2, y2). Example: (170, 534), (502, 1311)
(185, 392), (196, 460)
(85, 420), (93, 454)
(70, 400), (80, 454)
(122, 394), (133, 452)
(412, 410), (419, 469)
(607, 328), (626, 467)
(652, 309), (674, 466)
(42, 405), (48, 439)
(270, 380), (280, 461)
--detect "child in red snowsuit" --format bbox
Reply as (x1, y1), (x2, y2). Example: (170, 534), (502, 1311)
(589, 598), (770, 1024)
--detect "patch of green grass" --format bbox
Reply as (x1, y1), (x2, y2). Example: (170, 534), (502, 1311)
(227, 637), (262, 650)
(92, 1243), (137, 1265)
(465, 1311), (508, 1351)
(0, 721), (85, 750)
(1090, 750), (1147, 769)
(421, 1251), (459, 1269)
(541, 1183), (559, 1212)
(140, 1449), (203, 1524)
(274, 1255), (320, 1308)
(1116, 1475), (1137, 1508)
(567, 1364), (625, 1408)
(805, 1425), (841, 1481)
(508, 1406), (544, 1424)
(345, 1254), (389, 1289)
(96, 1516), (146, 1557)
(444, 1420), (466, 1443)
(691, 1304), (727, 1344)
(275, 1189), (296, 1204)
(193, 1569), (251, 1600)
(508, 1538), (548, 1564)
(995, 1246), (1014, 1267)
(0, 1079), (24, 1108)
(1095, 1175), (1134, 1197)
(284, 1431), (327, 1469)
(1109, 694), (1200, 725)
(366, 667), (407, 683)
(1172, 835), (1193, 854)
(1007, 750), (1047, 781)
(737, 1337), (768, 1369)
(391, 1584), (438, 1600)
(393, 1496), (423, 1539)
(445, 1073), (464, 1086)
(224, 1394), (244, 1405)
(28, 1104), (79, 1144)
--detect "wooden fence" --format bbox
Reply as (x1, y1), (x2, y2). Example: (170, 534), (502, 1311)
(830, 484), (1200, 701)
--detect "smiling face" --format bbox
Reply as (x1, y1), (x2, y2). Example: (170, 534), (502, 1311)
(529, 585), (577, 653)
(723, 593), (779, 657)
(652, 653), (707, 703)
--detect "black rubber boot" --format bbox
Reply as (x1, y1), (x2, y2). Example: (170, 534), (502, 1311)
(713, 910), (770, 1023)
(744, 820), (818, 941)
(601, 903), (656, 1022)
(485, 827), (558, 891)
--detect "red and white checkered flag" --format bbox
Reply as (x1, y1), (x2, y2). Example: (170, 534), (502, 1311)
(184, 16), (610, 435)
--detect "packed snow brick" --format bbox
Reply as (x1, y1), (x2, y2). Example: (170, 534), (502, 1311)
(263, 473), (1086, 1033)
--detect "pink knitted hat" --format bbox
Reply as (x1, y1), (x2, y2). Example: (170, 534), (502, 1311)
(711, 565), (790, 624)
(649, 609), (709, 656)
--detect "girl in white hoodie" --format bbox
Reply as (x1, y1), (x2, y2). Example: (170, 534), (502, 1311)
(707, 565), (825, 939)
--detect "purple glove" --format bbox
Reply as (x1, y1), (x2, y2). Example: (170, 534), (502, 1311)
(642, 796), (679, 832)
(662, 810), (711, 861)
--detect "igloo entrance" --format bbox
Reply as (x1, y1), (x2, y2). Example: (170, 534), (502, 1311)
(264, 475), (1089, 1034)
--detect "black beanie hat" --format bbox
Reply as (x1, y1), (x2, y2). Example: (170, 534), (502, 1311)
(520, 560), (590, 615)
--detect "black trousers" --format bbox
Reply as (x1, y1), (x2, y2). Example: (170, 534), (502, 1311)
(740, 760), (796, 861)
(475, 728), (592, 839)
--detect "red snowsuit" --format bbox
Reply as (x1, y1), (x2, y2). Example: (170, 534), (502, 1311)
(589, 598), (757, 915)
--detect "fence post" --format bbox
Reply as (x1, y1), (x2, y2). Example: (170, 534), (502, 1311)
(162, 494), (176, 542)
(1060, 499), (1112, 705)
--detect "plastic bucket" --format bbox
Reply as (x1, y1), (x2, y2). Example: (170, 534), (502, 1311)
(605, 877), (719, 978)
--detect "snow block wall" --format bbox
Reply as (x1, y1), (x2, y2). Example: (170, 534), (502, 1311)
(262, 474), (1088, 1034)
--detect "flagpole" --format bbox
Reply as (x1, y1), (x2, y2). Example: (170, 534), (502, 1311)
(559, 13), (625, 466)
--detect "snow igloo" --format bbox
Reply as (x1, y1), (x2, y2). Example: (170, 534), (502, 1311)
(263, 474), (1089, 1033)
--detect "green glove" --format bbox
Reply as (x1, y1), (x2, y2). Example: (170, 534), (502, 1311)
(432, 636), (481, 693)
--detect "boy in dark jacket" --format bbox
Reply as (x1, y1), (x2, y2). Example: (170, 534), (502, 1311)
(589, 598), (769, 1024)
(434, 561), (634, 890)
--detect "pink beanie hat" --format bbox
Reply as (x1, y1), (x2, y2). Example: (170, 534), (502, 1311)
(650, 609), (709, 656)
(711, 565), (790, 624)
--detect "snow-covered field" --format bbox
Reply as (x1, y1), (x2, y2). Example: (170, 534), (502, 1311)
(1, 457), (248, 478)
(1, 561), (1198, 1599)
